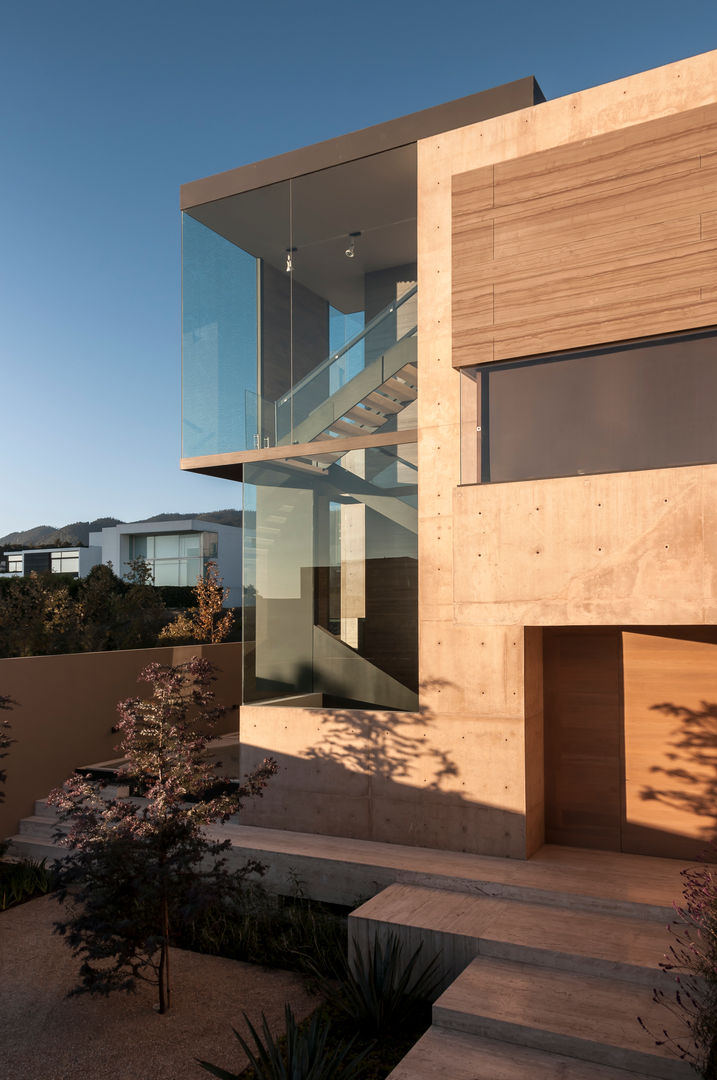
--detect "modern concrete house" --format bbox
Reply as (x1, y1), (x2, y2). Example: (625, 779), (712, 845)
(181, 49), (717, 868)
(174, 51), (717, 1076)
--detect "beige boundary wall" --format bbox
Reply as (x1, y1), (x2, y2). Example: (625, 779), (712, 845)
(0, 642), (241, 840)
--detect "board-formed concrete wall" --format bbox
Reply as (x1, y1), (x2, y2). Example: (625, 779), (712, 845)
(0, 642), (241, 840)
(417, 49), (717, 857)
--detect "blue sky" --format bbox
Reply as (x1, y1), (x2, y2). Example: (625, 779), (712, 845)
(1, 0), (716, 536)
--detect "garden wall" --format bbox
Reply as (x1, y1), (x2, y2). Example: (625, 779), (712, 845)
(0, 642), (242, 840)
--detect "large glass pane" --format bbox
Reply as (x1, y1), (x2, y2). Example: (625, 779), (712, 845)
(182, 214), (259, 457)
(243, 443), (418, 709)
(183, 147), (416, 454)
(183, 557), (202, 585)
(154, 534), (179, 559)
(202, 532), (218, 558)
(130, 535), (148, 560)
(179, 534), (201, 557)
(461, 329), (717, 485)
(154, 559), (180, 586)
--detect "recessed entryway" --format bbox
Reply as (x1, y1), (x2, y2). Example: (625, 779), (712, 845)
(543, 626), (717, 859)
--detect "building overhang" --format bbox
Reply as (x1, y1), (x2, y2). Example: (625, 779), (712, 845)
(180, 76), (544, 210)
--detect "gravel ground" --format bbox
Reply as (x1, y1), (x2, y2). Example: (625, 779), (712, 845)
(0, 894), (320, 1080)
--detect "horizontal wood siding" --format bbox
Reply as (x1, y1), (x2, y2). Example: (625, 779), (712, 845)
(452, 102), (717, 367)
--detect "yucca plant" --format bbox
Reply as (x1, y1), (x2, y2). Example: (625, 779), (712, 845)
(333, 932), (442, 1038)
(197, 1003), (370, 1080)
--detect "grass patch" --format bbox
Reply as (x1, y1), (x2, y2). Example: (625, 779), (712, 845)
(0, 857), (54, 911)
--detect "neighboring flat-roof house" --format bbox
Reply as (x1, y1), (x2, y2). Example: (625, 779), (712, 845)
(1, 546), (102, 579)
(2, 518), (242, 606)
(89, 518), (242, 606)
(180, 50), (717, 863)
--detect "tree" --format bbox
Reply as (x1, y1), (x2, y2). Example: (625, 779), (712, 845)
(0, 574), (80, 657)
(159, 561), (235, 645)
(48, 658), (277, 1013)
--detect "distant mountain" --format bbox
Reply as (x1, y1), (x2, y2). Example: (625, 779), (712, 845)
(0, 510), (242, 549)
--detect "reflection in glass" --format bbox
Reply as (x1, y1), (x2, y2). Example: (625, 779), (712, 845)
(461, 329), (717, 485)
(243, 443), (418, 710)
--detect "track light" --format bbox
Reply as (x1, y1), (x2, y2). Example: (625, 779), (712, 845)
(345, 232), (361, 258)
(285, 247), (297, 272)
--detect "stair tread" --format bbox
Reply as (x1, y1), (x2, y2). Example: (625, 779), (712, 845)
(387, 1028), (665, 1079)
(435, 955), (692, 1071)
(352, 883), (671, 973)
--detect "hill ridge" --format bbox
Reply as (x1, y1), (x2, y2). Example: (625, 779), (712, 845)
(0, 510), (242, 549)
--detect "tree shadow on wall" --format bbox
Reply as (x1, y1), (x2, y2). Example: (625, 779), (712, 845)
(302, 678), (459, 792)
(639, 701), (717, 851)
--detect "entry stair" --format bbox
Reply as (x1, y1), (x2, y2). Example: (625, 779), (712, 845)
(352, 882), (693, 1079)
(10, 787), (693, 1079)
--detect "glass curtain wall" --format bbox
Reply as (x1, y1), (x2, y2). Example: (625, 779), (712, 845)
(129, 532), (218, 587)
(243, 443), (418, 710)
(182, 145), (417, 457)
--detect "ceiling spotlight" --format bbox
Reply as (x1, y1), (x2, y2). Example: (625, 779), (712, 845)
(285, 247), (297, 272)
(345, 232), (361, 258)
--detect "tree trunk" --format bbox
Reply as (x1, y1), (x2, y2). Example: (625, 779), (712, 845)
(157, 894), (171, 1013)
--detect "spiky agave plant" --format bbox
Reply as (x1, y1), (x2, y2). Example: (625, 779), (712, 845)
(334, 931), (442, 1038)
(197, 1004), (370, 1080)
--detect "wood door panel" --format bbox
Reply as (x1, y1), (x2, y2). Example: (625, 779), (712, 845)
(544, 631), (622, 851)
(622, 628), (717, 858)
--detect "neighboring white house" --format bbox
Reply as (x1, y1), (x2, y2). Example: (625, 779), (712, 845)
(1, 518), (242, 607)
(89, 519), (242, 606)
(1, 546), (102, 578)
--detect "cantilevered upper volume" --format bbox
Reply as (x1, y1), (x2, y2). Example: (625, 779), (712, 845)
(179, 75), (543, 479)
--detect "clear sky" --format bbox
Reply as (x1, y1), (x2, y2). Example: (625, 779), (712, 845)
(1, 0), (716, 536)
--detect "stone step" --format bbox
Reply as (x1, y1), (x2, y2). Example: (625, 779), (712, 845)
(350, 883), (675, 990)
(6, 834), (68, 863)
(386, 1027), (665, 1080)
(33, 799), (59, 820)
(432, 955), (693, 1079)
(18, 815), (68, 840)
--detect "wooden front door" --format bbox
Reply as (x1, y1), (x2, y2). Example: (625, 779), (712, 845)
(544, 629), (623, 851)
(544, 627), (717, 859)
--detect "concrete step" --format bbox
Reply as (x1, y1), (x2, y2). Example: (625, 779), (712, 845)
(18, 815), (68, 840)
(386, 1027), (664, 1080)
(6, 834), (68, 863)
(433, 955), (693, 1079)
(33, 799), (59, 820)
(350, 883), (675, 991)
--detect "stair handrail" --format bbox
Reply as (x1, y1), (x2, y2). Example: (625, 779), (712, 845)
(276, 284), (417, 408)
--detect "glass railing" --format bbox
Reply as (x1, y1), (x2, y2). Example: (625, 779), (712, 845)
(245, 286), (417, 450)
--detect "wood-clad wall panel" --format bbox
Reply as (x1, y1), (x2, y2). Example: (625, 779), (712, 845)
(622, 628), (717, 859)
(452, 102), (717, 368)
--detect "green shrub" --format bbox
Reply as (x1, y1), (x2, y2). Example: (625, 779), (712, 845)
(197, 1004), (370, 1080)
(179, 884), (347, 978)
(0, 858), (54, 911)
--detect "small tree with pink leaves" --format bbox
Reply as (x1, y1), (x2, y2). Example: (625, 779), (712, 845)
(49, 658), (277, 1013)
